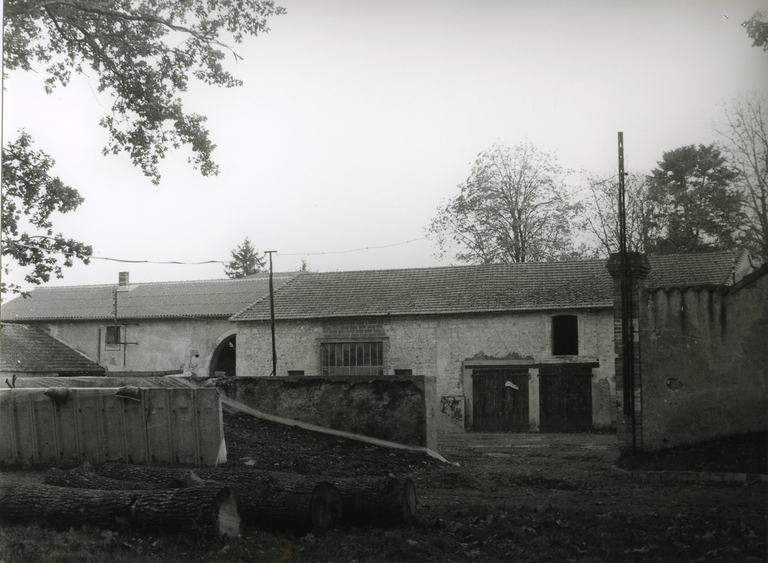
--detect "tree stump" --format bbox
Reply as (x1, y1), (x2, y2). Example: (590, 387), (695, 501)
(0, 481), (241, 537)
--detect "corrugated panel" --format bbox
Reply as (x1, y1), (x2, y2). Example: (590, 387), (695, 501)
(0, 388), (224, 467)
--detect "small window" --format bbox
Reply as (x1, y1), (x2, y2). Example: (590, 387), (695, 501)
(394, 369), (413, 375)
(552, 315), (578, 356)
(287, 370), (305, 376)
(105, 325), (122, 350)
(321, 342), (384, 376)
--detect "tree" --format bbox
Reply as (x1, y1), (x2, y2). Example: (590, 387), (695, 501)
(716, 93), (768, 261)
(646, 144), (743, 254)
(224, 237), (264, 278)
(580, 172), (656, 257)
(3, 0), (286, 184)
(1, 131), (92, 295)
(743, 10), (768, 51)
(427, 142), (582, 264)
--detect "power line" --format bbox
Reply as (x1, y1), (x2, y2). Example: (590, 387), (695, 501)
(7, 237), (431, 266)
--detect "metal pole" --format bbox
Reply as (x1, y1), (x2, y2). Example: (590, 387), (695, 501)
(618, 132), (636, 455)
(265, 251), (277, 376)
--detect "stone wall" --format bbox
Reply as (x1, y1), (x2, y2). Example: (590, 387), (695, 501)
(215, 375), (437, 450)
(637, 265), (768, 451)
(236, 308), (616, 431)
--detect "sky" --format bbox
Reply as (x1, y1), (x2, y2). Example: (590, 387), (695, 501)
(2, 0), (767, 296)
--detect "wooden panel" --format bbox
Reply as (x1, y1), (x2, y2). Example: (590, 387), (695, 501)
(75, 392), (105, 464)
(120, 391), (149, 465)
(146, 388), (174, 464)
(195, 389), (224, 466)
(54, 397), (81, 465)
(0, 398), (16, 462)
(101, 394), (126, 462)
(472, 368), (530, 432)
(539, 364), (593, 432)
(32, 400), (59, 464)
(170, 388), (198, 465)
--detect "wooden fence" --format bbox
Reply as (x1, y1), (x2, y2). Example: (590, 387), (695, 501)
(0, 387), (224, 467)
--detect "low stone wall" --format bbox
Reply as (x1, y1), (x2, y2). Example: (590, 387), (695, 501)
(215, 375), (437, 451)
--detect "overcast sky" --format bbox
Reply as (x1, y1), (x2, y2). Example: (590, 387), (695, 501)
(2, 0), (767, 295)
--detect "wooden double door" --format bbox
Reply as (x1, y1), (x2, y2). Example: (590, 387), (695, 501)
(471, 367), (530, 432)
(538, 364), (593, 432)
(472, 363), (595, 432)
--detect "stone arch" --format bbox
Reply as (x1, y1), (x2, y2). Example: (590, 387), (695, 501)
(209, 331), (238, 377)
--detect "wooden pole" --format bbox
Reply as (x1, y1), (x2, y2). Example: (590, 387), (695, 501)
(617, 132), (636, 455)
(265, 250), (278, 376)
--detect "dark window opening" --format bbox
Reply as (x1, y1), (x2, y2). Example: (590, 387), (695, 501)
(105, 325), (122, 350)
(287, 370), (305, 376)
(321, 342), (384, 376)
(552, 315), (578, 356)
(394, 369), (413, 375)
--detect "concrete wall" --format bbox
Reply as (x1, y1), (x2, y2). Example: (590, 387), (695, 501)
(216, 375), (437, 450)
(236, 309), (616, 430)
(35, 319), (236, 377)
(637, 268), (768, 451)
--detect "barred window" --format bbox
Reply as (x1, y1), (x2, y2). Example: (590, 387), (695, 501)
(321, 342), (384, 376)
(105, 325), (122, 350)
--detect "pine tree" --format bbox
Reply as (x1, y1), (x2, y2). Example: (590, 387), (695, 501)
(225, 238), (265, 278)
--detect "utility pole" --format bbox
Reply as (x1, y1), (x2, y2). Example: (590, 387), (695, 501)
(265, 250), (278, 377)
(617, 132), (636, 455)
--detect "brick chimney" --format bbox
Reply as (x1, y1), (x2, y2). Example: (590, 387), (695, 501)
(119, 272), (130, 287)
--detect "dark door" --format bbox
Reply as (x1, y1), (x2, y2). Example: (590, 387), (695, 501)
(472, 367), (530, 432)
(539, 364), (593, 432)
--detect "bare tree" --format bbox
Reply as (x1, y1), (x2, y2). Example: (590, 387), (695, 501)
(580, 172), (656, 257)
(716, 93), (768, 261)
(427, 142), (581, 264)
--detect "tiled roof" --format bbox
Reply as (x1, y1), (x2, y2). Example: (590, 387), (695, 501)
(0, 274), (297, 321)
(644, 250), (747, 288)
(232, 260), (614, 321)
(0, 324), (105, 375)
(232, 251), (748, 322)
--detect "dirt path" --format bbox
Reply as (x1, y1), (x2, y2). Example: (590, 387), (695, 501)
(420, 432), (765, 519)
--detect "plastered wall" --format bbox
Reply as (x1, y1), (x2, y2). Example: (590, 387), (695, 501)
(638, 270), (768, 450)
(37, 319), (236, 376)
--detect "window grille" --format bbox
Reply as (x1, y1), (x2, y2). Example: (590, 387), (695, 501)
(105, 325), (122, 350)
(321, 342), (384, 376)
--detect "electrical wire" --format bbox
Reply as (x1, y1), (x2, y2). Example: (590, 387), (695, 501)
(3, 237), (432, 266)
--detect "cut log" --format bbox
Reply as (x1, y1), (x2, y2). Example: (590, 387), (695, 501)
(98, 463), (343, 533)
(329, 476), (417, 527)
(45, 462), (166, 490)
(0, 482), (241, 537)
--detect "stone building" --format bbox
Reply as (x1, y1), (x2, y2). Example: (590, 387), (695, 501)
(231, 251), (752, 432)
(0, 272), (296, 377)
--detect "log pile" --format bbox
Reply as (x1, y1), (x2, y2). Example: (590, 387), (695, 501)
(0, 462), (418, 536)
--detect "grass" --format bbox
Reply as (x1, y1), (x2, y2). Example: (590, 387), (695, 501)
(2, 500), (765, 563)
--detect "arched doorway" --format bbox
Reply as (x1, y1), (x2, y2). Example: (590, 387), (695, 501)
(210, 334), (236, 376)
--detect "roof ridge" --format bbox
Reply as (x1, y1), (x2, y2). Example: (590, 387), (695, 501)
(17, 273), (298, 291)
(293, 259), (609, 277)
